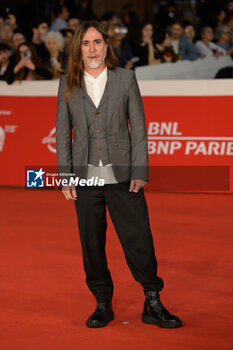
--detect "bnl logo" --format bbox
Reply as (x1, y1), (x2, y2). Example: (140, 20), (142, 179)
(27, 168), (45, 187)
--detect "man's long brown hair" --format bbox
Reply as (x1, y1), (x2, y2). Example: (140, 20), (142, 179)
(65, 20), (119, 102)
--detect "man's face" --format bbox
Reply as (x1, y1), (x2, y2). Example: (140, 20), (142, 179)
(37, 22), (49, 41)
(0, 50), (11, 64)
(171, 24), (183, 39)
(108, 16), (121, 27)
(68, 18), (79, 32)
(184, 25), (195, 41)
(61, 7), (70, 21)
(64, 32), (74, 47)
(0, 24), (13, 42)
(109, 24), (126, 42)
(227, 1), (233, 12)
(12, 33), (25, 49)
(107, 17), (123, 38)
(203, 27), (213, 41)
(81, 27), (107, 69)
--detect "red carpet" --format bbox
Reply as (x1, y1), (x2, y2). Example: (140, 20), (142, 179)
(0, 188), (233, 350)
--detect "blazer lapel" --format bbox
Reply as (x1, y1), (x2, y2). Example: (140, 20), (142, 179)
(82, 77), (96, 109)
(107, 68), (120, 127)
(69, 77), (88, 133)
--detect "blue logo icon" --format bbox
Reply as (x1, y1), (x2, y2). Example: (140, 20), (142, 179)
(27, 168), (45, 187)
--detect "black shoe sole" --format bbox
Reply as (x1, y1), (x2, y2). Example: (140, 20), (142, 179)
(142, 314), (182, 328)
(86, 311), (114, 328)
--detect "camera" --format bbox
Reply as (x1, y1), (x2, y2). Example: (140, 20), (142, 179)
(24, 52), (31, 59)
(113, 24), (128, 35)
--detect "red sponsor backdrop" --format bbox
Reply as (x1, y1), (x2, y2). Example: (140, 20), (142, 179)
(0, 95), (233, 192)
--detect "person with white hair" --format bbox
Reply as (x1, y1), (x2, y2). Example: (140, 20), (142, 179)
(44, 31), (65, 77)
(215, 24), (233, 55)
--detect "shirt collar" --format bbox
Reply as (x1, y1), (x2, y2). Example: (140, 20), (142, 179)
(84, 66), (107, 81)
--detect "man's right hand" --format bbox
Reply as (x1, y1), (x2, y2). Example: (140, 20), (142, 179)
(62, 184), (77, 200)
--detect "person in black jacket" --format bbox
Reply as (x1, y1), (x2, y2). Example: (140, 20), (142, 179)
(31, 18), (50, 65)
(0, 43), (15, 82)
(131, 20), (161, 67)
(154, 30), (179, 63)
(8, 42), (53, 84)
(109, 23), (134, 69)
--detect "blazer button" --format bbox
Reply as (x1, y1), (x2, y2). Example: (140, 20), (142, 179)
(95, 111), (100, 115)
(96, 129), (101, 133)
(98, 147), (103, 151)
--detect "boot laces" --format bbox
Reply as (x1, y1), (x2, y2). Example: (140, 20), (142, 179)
(148, 295), (170, 316)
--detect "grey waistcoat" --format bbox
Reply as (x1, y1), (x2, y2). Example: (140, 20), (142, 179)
(82, 79), (111, 166)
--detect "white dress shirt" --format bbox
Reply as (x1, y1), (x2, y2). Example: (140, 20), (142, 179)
(84, 67), (118, 184)
(171, 40), (179, 55)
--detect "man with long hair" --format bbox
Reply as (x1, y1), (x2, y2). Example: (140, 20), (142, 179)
(56, 20), (182, 329)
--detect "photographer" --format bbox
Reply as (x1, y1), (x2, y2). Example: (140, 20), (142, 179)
(108, 22), (134, 69)
(8, 42), (53, 84)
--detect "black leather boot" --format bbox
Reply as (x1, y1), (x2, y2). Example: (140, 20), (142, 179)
(142, 291), (182, 328)
(86, 302), (114, 328)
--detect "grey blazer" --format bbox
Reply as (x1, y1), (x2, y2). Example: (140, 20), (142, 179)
(56, 66), (149, 183)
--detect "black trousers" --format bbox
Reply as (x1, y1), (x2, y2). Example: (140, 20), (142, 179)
(74, 181), (164, 303)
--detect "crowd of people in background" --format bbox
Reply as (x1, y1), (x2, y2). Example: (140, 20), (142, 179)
(1, 0), (233, 83)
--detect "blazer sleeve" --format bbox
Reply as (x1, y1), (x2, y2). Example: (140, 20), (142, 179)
(127, 70), (149, 182)
(56, 76), (73, 184)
